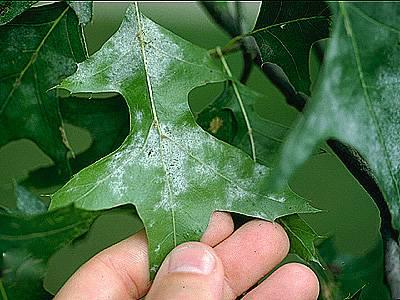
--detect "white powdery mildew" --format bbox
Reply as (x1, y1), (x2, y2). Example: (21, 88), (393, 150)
(225, 185), (249, 209)
(154, 185), (177, 211)
(107, 132), (145, 197)
(193, 162), (218, 188)
(142, 19), (183, 87)
(253, 163), (270, 177)
(267, 193), (286, 203)
(160, 139), (189, 198)
(135, 126), (161, 168)
(135, 110), (143, 126)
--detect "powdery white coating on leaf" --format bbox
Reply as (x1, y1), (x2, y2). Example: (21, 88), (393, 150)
(267, 193), (286, 203)
(51, 3), (317, 276)
(143, 20), (183, 87)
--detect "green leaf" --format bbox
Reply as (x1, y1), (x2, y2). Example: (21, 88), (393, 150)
(271, 2), (400, 238)
(0, 203), (100, 300)
(22, 95), (129, 189)
(251, 1), (331, 95)
(66, 0), (93, 25)
(318, 238), (390, 299)
(50, 3), (317, 275)
(0, 2), (87, 178)
(0, 1), (37, 25)
(280, 214), (321, 264)
(197, 82), (290, 166)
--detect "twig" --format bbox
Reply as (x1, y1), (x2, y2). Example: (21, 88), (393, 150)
(201, 2), (255, 83)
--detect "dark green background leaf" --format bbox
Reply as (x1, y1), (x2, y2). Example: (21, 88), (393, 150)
(198, 82), (290, 166)
(318, 238), (390, 299)
(0, 2), (87, 178)
(22, 95), (129, 189)
(0, 197), (99, 299)
(251, 1), (331, 95)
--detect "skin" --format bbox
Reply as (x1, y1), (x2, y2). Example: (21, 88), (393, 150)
(55, 212), (319, 300)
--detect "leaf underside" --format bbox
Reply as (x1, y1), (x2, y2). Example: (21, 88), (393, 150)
(50, 4), (317, 275)
(272, 2), (400, 237)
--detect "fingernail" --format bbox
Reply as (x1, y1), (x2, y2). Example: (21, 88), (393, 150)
(168, 245), (215, 275)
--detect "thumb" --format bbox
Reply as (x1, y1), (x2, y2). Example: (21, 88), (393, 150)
(146, 242), (225, 300)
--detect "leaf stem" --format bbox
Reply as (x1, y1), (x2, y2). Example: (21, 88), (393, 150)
(0, 279), (8, 300)
(215, 47), (257, 162)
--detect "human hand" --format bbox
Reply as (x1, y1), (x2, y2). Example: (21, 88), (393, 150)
(55, 212), (319, 299)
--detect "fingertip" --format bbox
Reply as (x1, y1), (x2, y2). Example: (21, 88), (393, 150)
(214, 219), (291, 298)
(146, 242), (225, 300)
(280, 263), (320, 298)
(241, 220), (290, 259)
(243, 262), (320, 300)
(201, 211), (234, 246)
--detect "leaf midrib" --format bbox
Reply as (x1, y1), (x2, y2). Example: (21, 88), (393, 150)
(134, 2), (177, 247)
(250, 15), (328, 36)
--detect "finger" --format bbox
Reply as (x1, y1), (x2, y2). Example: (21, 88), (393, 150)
(54, 231), (150, 300)
(201, 212), (234, 246)
(55, 212), (233, 300)
(242, 263), (319, 300)
(213, 220), (290, 299)
(146, 242), (225, 300)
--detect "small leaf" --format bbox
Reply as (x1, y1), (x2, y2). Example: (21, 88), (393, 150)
(0, 2), (87, 177)
(279, 214), (321, 264)
(198, 82), (290, 166)
(0, 1), (37, 25)
(50, 4), (317, 276)
(251, 1), (331, 95)
(271, 2), (400, 239)
(0, 204), (100, 300)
